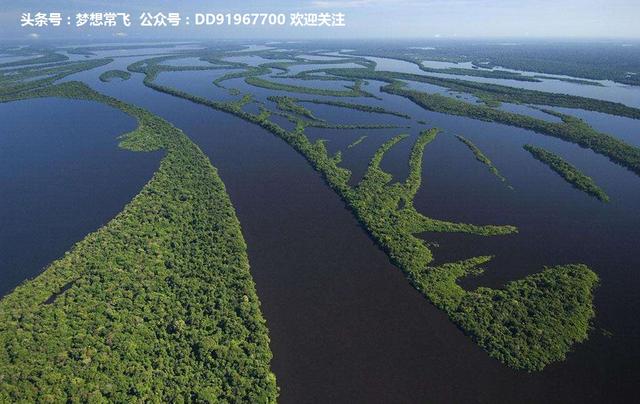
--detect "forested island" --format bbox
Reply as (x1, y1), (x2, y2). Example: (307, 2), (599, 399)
(0, 59), (277, 402)
(2, 38), (639, 401)
(456, 135), (510, 185)
(127, 48), (602, 371)
(524, 144), (610, 202)
(99, 69), (132, 82)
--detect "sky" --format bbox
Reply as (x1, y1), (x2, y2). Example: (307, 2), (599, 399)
(1, 0), (639, 41)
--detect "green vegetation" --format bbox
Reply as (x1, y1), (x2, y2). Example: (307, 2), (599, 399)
(212, 65), (270, 87)
(465, 45), (640, 86)
(310, 122), (404, 130)
(422, 260), (597, 370)
(204, 56), (377, 98)
(424, 65), (541, 81)
(0, 50), (68, 68)
(456, 135), (510, 185)
(341, 47), (602, 86)
(246, 75), (373, 97)
(320, 68), (640, 119)
(342, 43), (640, 86)
(524, 144), (610, 202)
(0, 80), (277, 401)
(345, 49), (543, 82)
(130, 52), (598, 370)
(99, 69), (131, 82)
(532, 75), (604, 86)
(265, 96), (406, 129)
(374, 79), (640, 177)
(298, 98), (411, 119)
(0, 41), (612, 395)
(348, 131), (596, 370)
(268, 95), (322, 121)
(0, 45), (620, 372)
(66, 43), (193, 56)
(348, 136), (367, 149)
(257, 56), (374, 74)
(0, 58), (114, 97)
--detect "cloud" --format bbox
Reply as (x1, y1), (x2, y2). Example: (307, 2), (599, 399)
(27, 32), (39, 39)
(114, 32), (127, 37)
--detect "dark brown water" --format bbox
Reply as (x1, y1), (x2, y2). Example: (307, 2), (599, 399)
(3, 45), (640, 402)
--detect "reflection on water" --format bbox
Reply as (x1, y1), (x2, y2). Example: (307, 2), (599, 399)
(365, 54), (640, 107)
(3, 43), (640, 403)
(0, 98), (161, 296)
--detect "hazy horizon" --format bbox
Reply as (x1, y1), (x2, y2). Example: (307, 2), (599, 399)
(1, 0), (639, 41)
